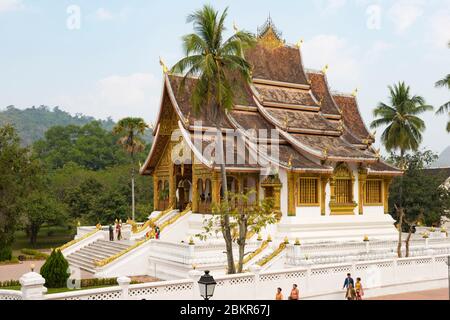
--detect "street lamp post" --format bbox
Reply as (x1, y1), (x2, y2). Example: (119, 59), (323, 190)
(198, 270), (217, 301)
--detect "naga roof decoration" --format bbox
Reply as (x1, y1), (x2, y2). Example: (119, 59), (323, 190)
(140, 18), (402, 176)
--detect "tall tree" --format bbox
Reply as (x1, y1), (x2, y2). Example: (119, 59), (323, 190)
(435, 41), (450, 132)
(171, 4), (256, 274)
(370, 82), (433, 257)
(113, 118), (148, 221)
(0, 125), (41, 260)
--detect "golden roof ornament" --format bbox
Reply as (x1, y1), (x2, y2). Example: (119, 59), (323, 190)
(318, 97), (324, 106)
(323, 147), (329, 158)
(338, 120), (344, 133)
(159, 56), (169, 74)
(322, 64), (329, 74)
(233, 21), (239, 34)
(352, 88), (359, 97)
(184, 112), (190, 126)
(257, 16), (285, 48)
(295, 39), (304, 49)
(375, 148), (381, 158)
(370, 130), (376, 140)
(283, 114), (289, 129)
(287, 155), (293, 168)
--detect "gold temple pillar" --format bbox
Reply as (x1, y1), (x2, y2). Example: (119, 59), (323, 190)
(358, 168), (368, 215)
(211, 171), (221, 206)
(287, 171), (296, 217)
(153, 175), (159, 212)
(320, 176), (329, 216)
(192, 166), (199, 213)
(383, 177), (393, 214)
(168, 162), (176, 208)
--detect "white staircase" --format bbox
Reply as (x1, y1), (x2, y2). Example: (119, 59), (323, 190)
(66, 240), (131, 273)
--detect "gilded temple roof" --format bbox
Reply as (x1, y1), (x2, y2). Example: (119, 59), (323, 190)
(140, 19), (401, 176)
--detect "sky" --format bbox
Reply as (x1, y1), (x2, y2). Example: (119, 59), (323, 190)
(0, 0), (449, 154)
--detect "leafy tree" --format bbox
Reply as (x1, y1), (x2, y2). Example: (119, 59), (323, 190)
(0, 105), (116, 146)
(33, 121), (128, 170)
(0, 125), (41, 261)
(435, 41), (450, 132)
(370, 82), (433, 257)
(388, 150), (450, 256)
(40, 249), (70, 288)
(171, 5), (256, 274)
(113, 118), (148, 221)
(198, 190), (276, 273)
(18, 191), (67, 245)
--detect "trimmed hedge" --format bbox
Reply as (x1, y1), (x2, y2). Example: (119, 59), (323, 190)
(20, 248), (49, 260)
(0, 280), (20, 288)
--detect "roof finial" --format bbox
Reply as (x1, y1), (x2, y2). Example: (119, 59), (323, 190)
(322, 64), (329, 74)
(288, 155), (293, 168)
(233, 21), (239, 34)
(295, 39), (304, 49)
(159, 57), (169, 74)
(352, 88), (359, 97)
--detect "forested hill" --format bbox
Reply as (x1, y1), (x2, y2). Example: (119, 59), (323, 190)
(0, 105), (116, 145)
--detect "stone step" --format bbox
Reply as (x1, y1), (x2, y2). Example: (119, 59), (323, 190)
(75, 247), (111, 260)
(70, 252), (105, 264)
(96, 240), (130, 250)
(67, 257), (96, 273)
(83, 245), (121, 257)
(88, 243), (128, 254)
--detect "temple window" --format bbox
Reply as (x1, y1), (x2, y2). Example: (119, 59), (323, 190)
(333, 165), (354, 205)
(298, 178), (319, 205)
(365, 179), (382, 204)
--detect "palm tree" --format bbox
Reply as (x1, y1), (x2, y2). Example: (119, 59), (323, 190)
(435, 42), (450, 132)
(113, 118), (148, 221)
(171, 5), (256, 274)
(370, 82), (433, 257)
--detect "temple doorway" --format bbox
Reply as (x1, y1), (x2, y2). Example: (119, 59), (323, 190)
(175, 164), (192, 211)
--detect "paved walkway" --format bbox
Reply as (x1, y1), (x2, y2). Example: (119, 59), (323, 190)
(371, 288), (449, 300)
(0, 261), (95, 281)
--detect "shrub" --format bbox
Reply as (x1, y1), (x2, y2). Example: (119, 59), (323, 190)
(0, 246), (12, 262)
(40, 249), (70, 288)
(0, 280), (20, 288)
(20, 249), (49, 260)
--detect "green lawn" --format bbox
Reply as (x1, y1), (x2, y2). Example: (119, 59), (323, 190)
(12, 225), (75, 254)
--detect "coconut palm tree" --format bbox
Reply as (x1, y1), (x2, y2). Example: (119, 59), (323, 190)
(435, 42), (450, 132)
(113, 118), (148, 221)
(370, 82), (433, 257)
(171, 4), (256, 274)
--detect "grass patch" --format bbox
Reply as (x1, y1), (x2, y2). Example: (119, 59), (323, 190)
(0, 257), (20, 265)
(12, 225), (75, 252)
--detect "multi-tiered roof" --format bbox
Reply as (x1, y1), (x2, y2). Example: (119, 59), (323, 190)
(141, 19), (401, 177)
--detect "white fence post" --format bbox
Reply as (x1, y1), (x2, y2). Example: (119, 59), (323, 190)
(188, 269), (202, 300)
(117, 276), (131, 300)
(19, 272), (47, 300)
(249, 265), (262, 300)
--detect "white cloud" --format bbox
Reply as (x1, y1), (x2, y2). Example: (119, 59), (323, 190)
(430, 11), (450, 48)
(388, 0), (424, 34)
(53, 73), (162, 122)
(315, 0), (347, 15)
(303, 35), (361, 91)
(364, 41), (392, 61)
(0, 0), (23, 12)
(95, 8), (114, 21)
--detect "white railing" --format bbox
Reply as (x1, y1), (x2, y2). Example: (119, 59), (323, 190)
(3, 253), (445, 300)
(0, 290), (22, 300)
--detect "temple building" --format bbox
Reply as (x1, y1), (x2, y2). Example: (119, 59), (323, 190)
(140, 18), (402, 242)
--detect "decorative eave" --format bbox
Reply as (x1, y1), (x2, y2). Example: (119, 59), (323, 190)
(252, 78), (311, 90)
(140, 122), (162, 175)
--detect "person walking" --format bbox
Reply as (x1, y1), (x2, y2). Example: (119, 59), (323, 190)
(275, 288), (283, 300)
(109, 224), (114, 241)
(355, 278), (364, 300)
(345, 283), (356, 300)
(116, 221), (122, 241)
(343, 273), (354, 290)
(288, 284), (299, 300)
